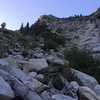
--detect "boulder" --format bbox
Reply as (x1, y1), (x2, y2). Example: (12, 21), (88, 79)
(14, 58), (48, 72)
(34, 52), (44, 58)
(41, 90), (53, 100)
(28, 72), (37, 80)
(14, 55), (24, 60)
(46, 55), (68, 66)
(52, 94), (77, 100)
(33, 48), (44, 58)
(0, 59), (9, 66)
(4, 55), (18, 68)
(70, 81), (80, 91)
(9, 68), (44, 92)
(17, 60), (38, 72)
(9, 68), (29, 82)
(35, 74), (44, 83)
(0, 69), (43, 100)
(94, 84), (100, 97)
(33, 48), (44, 53)
(49, 88), (63, 95)
(29, 58), (48, 71)
(0, 76), (14, 100)
(71, 69), (98, 89)
(25, 78), (44, 93)
(77, 86), (100, 100)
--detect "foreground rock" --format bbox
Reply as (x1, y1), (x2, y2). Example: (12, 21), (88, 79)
(9, 68), (44, 93)
(0, 76), (14, 100)
(0, 69), (43, 100)
(71, 69), (98, 89)
(78, 86), (100, 100)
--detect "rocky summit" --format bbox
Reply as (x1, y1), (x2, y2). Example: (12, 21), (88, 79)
(0, 8), (100, 100)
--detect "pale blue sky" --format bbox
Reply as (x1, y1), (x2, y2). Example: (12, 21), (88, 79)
(0, 0), (100, 30)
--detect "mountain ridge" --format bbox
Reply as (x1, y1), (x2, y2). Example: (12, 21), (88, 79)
(35, 8), (100, 54)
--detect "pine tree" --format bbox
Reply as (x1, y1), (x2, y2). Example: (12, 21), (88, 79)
(24, 22), (29, 33)
(20, 23), (24, 33)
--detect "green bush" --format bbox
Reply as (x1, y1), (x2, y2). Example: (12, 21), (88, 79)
(63, 49), (97, 73)
(17, 35), (39, 49)
(44, 39), (58, 49)
(52, 75), (63, 90)
(43, 31), (66, 50)
(63, 48), (100, 83)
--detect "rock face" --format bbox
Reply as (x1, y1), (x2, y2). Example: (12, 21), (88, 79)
(78, 86), (100, 100)
(38, 8), (100, 54)
(71, 69), (98, 90)
(0, 76), (14, 100)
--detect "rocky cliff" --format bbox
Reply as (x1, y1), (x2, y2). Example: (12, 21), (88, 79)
(38, 8), (100, 54)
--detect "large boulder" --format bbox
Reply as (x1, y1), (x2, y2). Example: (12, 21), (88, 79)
(9, 68), (29, 82)
(29, 58), (48, 71)
(17, 60), (38, 72)
(94, 84), (100, 97)
(0, 69), (43, 100)
(9, 68), (44, 93)
(46, 55), (68, 66)
(52, 94), (77, 100)
(71, 69), (98, 89)
(0, 76), (14, 100)
(14, 58), (48, 72)
(25, 78), (44, 93)
(77, 86), (100, 100)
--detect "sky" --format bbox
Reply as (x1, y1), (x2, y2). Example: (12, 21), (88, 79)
(0, 0), (100, 30)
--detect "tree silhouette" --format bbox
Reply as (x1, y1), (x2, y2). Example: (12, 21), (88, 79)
(20, 23), (24, 33)
(1, 22), (6, 29)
